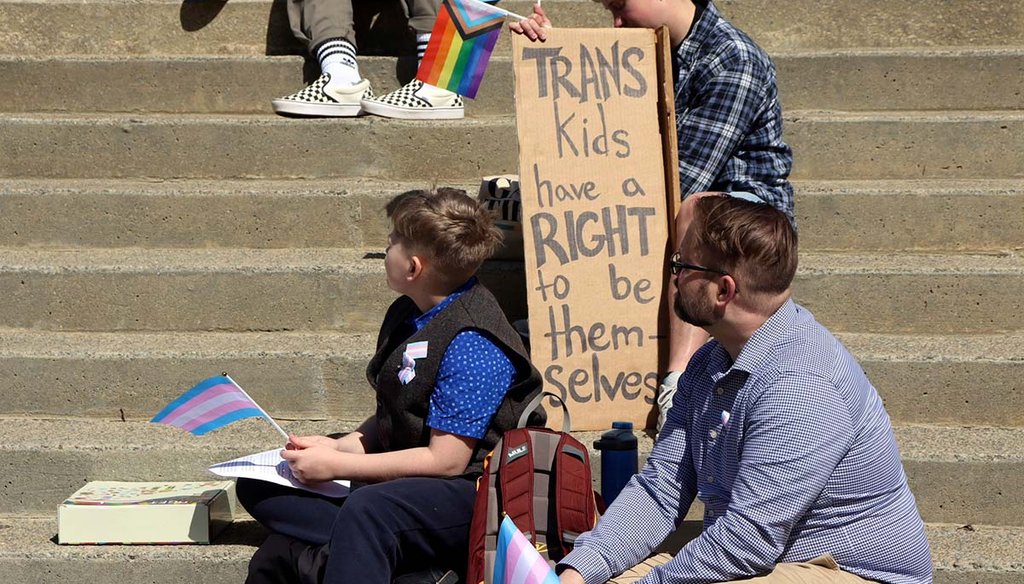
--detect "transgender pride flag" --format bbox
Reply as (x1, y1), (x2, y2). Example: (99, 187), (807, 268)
(417, 0), (507, 98)
(151, 375), (286, 437)
(493, 515), (559, 584)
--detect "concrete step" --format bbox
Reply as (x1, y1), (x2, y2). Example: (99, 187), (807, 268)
(1, 418), (1021, 527)
(3, 0), (1023, 57)
(0, 179), (405, 250)
(0, 418), (355, 514)
(4, 49), (1023, 115)
(0, 331), (380, 422)
(0, 114), (521, 181)
(1, 248), (1022, 333)
(0, 248), (395, 333)
(795, 180), (1024, 252)
(787, 110), (1024, 181)
(0, 516), (1021, 584)
(2, 179), (1022, 252)
(776, 48), (1024, 112)
(0, 0), (608, 58)
(1, 111), (1023, 181)
(0, 249), (529, 333)
(1, 330), (1020, 428)
(792, 250), (1024, 334)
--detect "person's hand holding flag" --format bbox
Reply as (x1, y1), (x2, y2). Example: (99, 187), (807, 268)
(509, 2), (551, 42)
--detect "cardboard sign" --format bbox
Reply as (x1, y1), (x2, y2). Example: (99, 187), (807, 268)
(513, 29), (675, 430)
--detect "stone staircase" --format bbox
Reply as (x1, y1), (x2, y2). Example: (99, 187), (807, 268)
(1, 0), (1022, 582)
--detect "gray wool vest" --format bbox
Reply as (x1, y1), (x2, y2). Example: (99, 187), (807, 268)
(366, 282), (545, 476)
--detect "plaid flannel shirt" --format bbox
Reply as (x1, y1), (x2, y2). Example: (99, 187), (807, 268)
(673, 1), (794, 225)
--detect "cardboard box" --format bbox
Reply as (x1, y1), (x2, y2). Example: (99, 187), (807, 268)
(58, 480), (235, 545)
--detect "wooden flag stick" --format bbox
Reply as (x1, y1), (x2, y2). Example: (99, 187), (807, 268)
(224, 373), (289, 440)
(470, 0), (528, 21)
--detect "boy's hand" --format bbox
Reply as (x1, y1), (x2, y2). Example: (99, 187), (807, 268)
(509, 4), (551, 41)
(280, 445), (344, 484)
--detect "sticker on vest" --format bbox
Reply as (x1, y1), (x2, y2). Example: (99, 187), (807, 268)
(397, 341), (429, 385)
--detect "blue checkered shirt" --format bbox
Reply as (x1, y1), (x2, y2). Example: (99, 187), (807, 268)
(674, 1), (794, 224)
(560, 301), (933, 584)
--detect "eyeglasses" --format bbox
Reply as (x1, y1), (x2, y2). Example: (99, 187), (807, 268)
(669, 252), (730, 277)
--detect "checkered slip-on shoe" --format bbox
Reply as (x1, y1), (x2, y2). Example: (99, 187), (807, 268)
(272, 74), (374, 117)
(360, 79), (464, 120)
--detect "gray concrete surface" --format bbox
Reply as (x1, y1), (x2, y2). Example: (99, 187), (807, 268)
(2, 113), (1023, 180)
(2, 179), (1022, 252)
(1, 249), (1020, 333)
(0, 114), (522, 180)
(0, 516), (1020, 584)
(794, 180), (1024, 252)
(0, 179), (409, 249)
(2, 419), (1023, 524)
(1, 330), (1021, 425)
(0, 0), (1022, 580)
(4, 50), (1023, 114)
(3, 0), (1023, 57)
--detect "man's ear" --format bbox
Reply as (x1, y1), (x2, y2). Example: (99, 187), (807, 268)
(717, 274), (738, 304)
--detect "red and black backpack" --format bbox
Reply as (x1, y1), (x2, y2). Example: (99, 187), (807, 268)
(466, 392), (600, 584)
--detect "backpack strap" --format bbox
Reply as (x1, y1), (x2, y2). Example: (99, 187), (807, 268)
(465, 445), (498, 584)
(498, 428), (537, 543)
(517, 391), (571, 432)
(552, 433), (597, 559)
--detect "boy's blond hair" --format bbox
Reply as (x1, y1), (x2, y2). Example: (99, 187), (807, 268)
(386, 188), (503, 285)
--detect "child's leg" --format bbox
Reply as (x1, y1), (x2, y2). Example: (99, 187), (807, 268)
(401, 0), (441, 36)
(237, 478), (346, 545)
(286, 0), (356, 56)
(246, 533), (327, 584)
(323, 476), (477, 583)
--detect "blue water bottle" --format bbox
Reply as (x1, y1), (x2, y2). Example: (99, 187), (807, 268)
(593, 421), (638, 505)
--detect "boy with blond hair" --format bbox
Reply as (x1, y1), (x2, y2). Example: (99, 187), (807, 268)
(239, 188), (545, 584)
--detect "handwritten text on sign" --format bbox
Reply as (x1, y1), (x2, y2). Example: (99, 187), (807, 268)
(514, 30), (670, 430)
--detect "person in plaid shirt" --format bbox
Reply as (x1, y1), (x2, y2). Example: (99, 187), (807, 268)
(512, 0), (794, 431)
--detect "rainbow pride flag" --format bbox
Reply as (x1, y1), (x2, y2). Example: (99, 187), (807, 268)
(493, 515), (560, 584)
(151, 375), (272, 436)
(417, 0), (506, 99)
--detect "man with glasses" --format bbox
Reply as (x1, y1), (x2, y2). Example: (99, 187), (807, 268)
(512, 0), (794, 430)
(555, 194), (932, 584)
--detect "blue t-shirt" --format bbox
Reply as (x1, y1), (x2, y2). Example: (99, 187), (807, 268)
(408, 278), (516, 440)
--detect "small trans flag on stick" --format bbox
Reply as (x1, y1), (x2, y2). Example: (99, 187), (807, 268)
(417, 0), (519, 99)
(493, 515), (559, 584)
(151, 374), (288, 439)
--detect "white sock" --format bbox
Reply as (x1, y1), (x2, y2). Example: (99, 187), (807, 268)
(416, 33), (431, 68)
(317, 39), (360, 85)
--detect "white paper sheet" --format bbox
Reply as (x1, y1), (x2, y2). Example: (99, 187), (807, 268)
(209, 448), (350, 498)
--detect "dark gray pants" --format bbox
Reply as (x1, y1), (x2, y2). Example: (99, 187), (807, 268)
(288, 0), (442, 53)
(239, 475), (477, 584)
